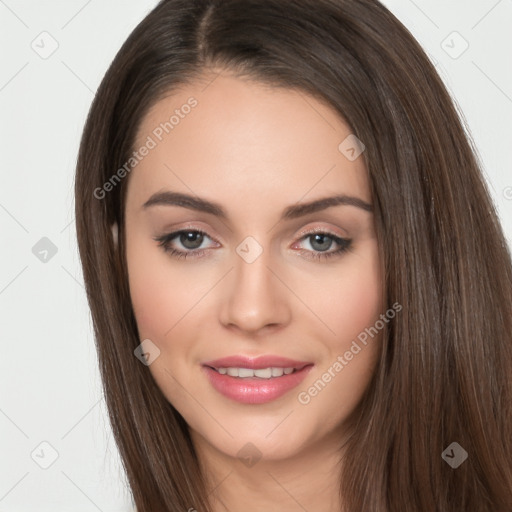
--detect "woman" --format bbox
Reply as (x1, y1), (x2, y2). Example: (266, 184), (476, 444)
(74, 0), (512, 510)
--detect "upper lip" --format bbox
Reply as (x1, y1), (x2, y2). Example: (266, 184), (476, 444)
(202, 355), (313, 370)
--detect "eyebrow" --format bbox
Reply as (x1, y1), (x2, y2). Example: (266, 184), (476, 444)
(142, 190), (373, 219)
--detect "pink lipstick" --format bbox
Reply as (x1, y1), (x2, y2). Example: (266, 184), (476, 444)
(202, 355), (313, 404)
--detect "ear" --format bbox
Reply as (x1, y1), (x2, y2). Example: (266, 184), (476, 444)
(111, 222), (119, 247)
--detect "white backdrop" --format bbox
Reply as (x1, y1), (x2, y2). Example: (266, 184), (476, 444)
(1, 1), (511, 510)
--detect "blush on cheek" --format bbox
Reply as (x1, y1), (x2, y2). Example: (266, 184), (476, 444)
(128, 257), (210, 346)
(127, 239), (176, 340)
(131, 281), (173, 342)
(321, 274), (382, 346)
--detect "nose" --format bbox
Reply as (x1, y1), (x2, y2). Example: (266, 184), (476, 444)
(219, 247), (291, 336)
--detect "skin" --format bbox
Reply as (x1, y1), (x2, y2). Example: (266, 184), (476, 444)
(124, 70), (384, 512)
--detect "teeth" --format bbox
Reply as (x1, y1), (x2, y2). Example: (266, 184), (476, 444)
(215, 367), (297, 378)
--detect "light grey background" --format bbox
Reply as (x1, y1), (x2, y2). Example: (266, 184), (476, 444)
(1, 1), (511, 510)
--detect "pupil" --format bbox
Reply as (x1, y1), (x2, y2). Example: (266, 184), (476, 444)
(181, 232), (203, 249)
(311, 234), (331, 252)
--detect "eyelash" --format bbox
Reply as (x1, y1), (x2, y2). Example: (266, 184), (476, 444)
(153, 228), (352, 262)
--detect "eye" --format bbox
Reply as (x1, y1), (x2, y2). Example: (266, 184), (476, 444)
(153, 228), (352, 261)
(153, 229), (216, 260)
(293, 230), (352, 261)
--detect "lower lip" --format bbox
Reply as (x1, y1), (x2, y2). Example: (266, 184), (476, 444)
(202, 365), (313, 404)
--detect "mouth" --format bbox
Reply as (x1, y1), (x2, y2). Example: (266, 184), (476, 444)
(201, 355), (314, 404)
(205, 365), (307, 379)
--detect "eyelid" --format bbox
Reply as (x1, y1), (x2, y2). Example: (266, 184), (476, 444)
(162, 222), (221, 242)
(293, 224), (348, 240)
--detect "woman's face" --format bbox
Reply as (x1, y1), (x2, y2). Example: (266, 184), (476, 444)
(124, 71), (383, 463)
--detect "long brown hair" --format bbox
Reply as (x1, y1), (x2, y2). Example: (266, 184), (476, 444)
(74, 0), (512, 510)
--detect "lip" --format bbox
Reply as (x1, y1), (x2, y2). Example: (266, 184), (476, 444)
(201, 355), (314, 404)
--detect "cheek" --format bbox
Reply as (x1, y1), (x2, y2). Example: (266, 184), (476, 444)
(130, 281), (171, 340)
(126, 232), (187, 341)
(125, 214), (210, 334)
(296, 263), (383, 434)
(316, 245), (383, 346)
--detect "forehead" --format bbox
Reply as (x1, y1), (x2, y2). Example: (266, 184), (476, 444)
(126, 72), (370, 216)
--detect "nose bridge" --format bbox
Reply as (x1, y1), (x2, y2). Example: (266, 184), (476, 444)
(220, 237), (289, 332)
(234, 240), (271, 291)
